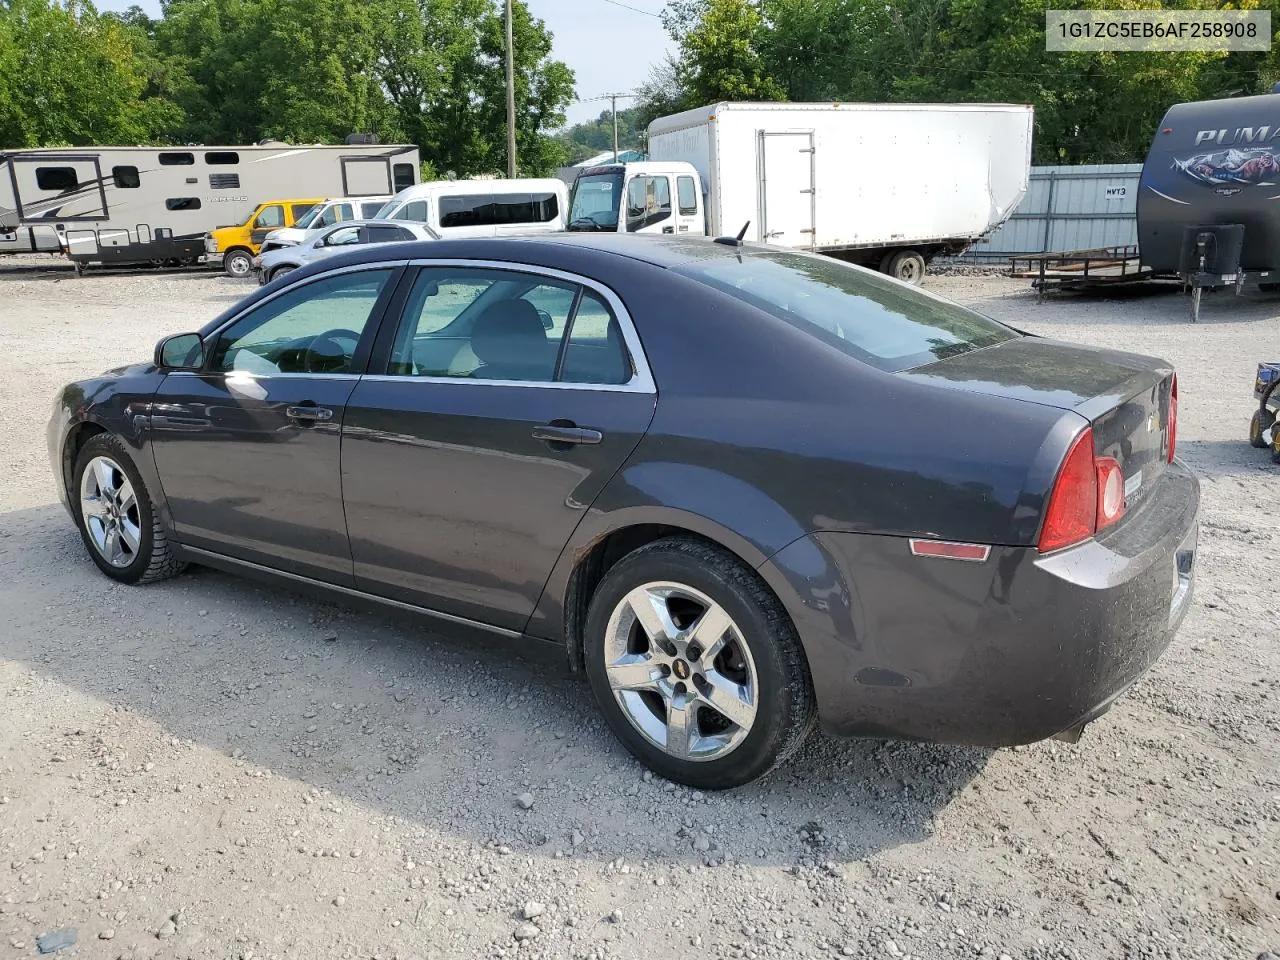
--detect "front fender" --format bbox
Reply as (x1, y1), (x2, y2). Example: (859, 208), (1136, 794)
(47, 367), (168, 522)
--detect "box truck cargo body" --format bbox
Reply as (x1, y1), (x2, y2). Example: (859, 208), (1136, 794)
(567, 101), (1034, 283)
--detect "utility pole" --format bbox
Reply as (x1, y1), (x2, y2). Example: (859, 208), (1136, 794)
(505, 0), (516, 178)
(611, 93), (619, 162)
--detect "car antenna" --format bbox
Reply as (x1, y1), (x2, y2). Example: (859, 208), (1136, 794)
(714, 222), (750, 247)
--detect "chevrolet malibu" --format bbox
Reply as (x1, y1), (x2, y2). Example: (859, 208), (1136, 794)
(47, 235), (1199, 789)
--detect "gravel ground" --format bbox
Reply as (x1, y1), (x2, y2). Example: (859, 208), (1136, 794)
(1, 256), (1277, 960)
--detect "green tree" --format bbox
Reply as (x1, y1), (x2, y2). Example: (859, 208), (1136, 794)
(0, 0), (183, 146)
(675, 0), (784, 104)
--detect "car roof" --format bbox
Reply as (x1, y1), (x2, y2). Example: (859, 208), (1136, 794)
(294, 233), (774, 269)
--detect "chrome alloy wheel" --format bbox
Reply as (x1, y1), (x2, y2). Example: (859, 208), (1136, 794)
(603, 581), (759, 762)
(79, 456), (142, 568)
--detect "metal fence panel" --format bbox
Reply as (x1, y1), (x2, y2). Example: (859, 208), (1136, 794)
(956, 163), (1142, 260)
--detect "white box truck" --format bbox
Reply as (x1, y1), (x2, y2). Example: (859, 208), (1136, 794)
(565, 101), (1034, 283)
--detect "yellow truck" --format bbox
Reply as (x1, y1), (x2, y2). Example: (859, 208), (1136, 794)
(206, 198), (327, 278)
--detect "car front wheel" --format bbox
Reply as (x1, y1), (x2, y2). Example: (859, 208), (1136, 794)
(584, 537), (816, 789)
(223, 249), (254, 278)
(73, 434), (186, 584)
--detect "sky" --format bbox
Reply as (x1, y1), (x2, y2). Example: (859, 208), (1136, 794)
(93, 0), (674, 130)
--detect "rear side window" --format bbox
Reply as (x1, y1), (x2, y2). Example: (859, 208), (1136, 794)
(36, 167), (78, 191)
(438, 194), (487, 228)
(677, 176), (698, 215)
(158, 152), (195, 165)
(675, 250), (1017, 373)
(366, 225), (412, 243)
(113, 166), (141, 189)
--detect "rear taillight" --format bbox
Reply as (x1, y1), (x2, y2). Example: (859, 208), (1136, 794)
(1167, 374), (1178, 463)
(1038, 427), (1126, 553)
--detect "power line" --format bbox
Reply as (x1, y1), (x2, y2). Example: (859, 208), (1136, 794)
(599, 0), (663, 18)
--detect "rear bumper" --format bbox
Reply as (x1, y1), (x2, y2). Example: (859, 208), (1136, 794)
(761, 459), (1199, 746)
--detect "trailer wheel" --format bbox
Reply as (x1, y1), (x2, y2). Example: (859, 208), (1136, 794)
(223, 249), (254, 279)
(1252, 408), (1276, 448)
(885, 250), (926, 285)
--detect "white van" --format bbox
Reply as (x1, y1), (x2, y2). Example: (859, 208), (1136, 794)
(376, 179), (567, 237)
(259, 195), (394, 253)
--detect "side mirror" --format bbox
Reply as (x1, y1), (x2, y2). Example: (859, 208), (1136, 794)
(155, 333), (204, 370)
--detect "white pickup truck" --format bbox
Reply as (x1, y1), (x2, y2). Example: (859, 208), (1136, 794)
(566, 101), (1034, 283)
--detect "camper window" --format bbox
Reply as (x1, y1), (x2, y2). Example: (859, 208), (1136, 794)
(394, 163), (416, 192)
(159, 152), (195, 166)
(36, 167), (78, 192)
(112, 166), (141, 189)
(205, 152), (240, 165)
(166, 198), (202, 211)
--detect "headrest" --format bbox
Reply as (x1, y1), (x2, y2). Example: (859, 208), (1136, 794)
(471, 298), (547, 366)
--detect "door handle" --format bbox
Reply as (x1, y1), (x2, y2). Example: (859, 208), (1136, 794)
(531, 424), (603, 445)
(287, 405), (333, 422)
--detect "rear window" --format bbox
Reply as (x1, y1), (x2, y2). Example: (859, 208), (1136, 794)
(675, 250), (1017, 373)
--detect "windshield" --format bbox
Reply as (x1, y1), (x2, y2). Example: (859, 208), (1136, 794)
(293, 205), (324, 230)
(567, 172), (622, 230)
(676, 249), (1018, 373)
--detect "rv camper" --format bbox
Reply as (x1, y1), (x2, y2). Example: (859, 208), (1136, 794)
(0, 142), (420, 272)
(1138, 91), (1280, 277)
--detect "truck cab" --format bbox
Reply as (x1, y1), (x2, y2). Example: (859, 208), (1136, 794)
(567, 163), (706, 237)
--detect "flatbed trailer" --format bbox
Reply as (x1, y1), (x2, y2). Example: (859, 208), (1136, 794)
(1009, 245), (1159, 300)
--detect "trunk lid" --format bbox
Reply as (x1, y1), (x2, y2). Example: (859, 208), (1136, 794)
(904, 337), (1176, 506)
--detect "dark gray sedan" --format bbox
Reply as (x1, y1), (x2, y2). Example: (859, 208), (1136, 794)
(47, 235), (1199, 789)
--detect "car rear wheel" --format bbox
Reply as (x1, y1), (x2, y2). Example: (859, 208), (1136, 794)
(73, 434), (186, 585)
(223, 249), (254, 278)
(583, 537), (816, 789)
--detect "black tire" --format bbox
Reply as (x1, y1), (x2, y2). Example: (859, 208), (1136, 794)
(886, 249), (926, 285)
(583, 537), (816, 789)
(269, 265), (296, 283)
(1272, 430), (1280, 464)
(1259, 281), (1280, 292)
(223, 248), (254, 279)
(1250, 408), (1274, 448)
(72, 434), (186, 585)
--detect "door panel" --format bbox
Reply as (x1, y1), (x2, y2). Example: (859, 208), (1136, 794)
(250, 204), (285, 245)
(342, 383), (654, 629)
(150, 374), (360, 582)
(149, 266), (399, 583)
(758, 131), (815, 249)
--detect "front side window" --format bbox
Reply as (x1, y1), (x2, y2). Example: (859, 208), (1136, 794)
(393, 200), (428, 222)
(625, 176), (671, 232)
(36, 167), (78, 191)
(210, 269), (393, 375)
(676, 250), (1018, 373)
(254, 205), (284, 229)
(388, 268), (630, 385)
(567, 171), (621, 230)
(321, 225), (362, 247)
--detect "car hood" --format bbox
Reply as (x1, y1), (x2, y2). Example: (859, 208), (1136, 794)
(900, 336), (1172, 420)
